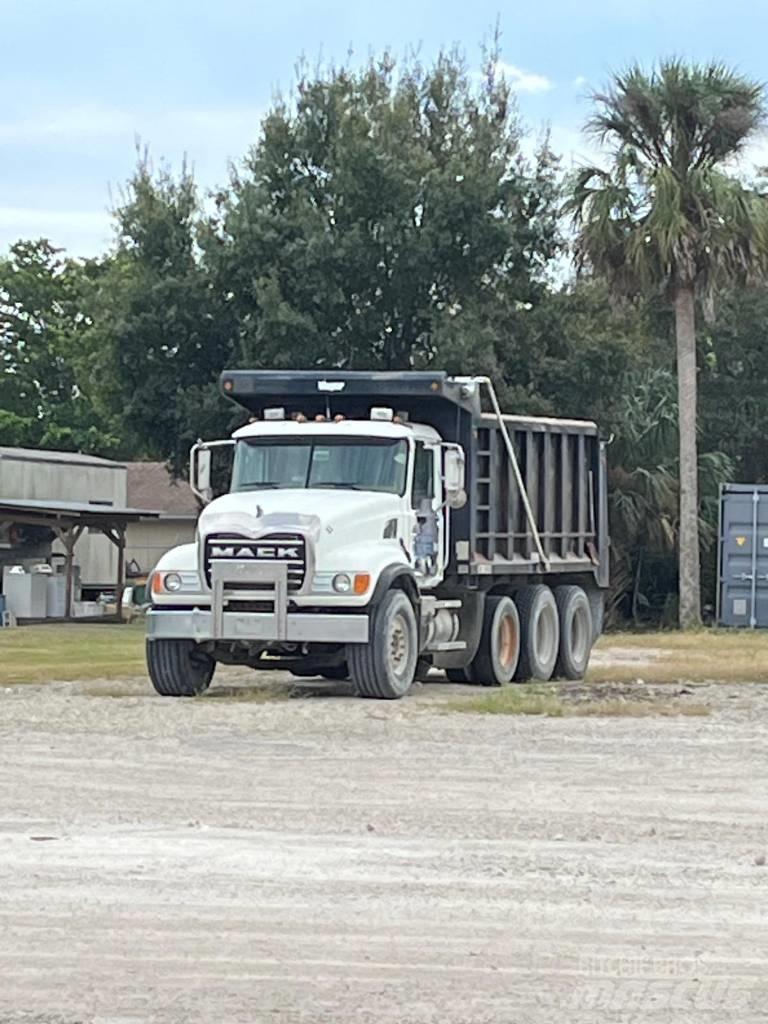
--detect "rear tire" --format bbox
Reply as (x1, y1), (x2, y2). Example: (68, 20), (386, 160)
(513, 585), (559, 682)
(553, 586), (592, 680)
(473, 595), (521, 686)
(445, 667), (472, 683)
(146, 639), (215, 697)
(348, 589), (418, 699)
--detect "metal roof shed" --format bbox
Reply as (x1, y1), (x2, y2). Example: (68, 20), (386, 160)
(0, 498), (160, 620)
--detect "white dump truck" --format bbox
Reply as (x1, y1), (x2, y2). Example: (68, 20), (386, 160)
(146, 371), (608, 698)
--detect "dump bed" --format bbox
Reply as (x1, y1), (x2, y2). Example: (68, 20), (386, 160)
(466, 413), (607, 584)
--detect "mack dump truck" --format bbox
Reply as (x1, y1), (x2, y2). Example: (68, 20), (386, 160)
(146, 371), (608, 699)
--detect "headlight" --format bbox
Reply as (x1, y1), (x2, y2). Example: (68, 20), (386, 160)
(332, 573), (352, 593)
(151, 570), (200, 596)
(163, 572), (182, 593)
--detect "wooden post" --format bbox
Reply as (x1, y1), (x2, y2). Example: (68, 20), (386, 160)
(115, 525), (125, 621)
(54, 525), (84, 620)
(65, 530), (74, 619)
(101, 524), (127, 622)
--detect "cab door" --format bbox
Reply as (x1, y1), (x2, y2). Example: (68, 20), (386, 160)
(411, 441), (445, 585)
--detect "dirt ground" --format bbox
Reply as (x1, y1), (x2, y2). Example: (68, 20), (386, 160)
(1, 658), (767, 1023)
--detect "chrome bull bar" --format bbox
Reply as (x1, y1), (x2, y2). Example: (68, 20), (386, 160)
(210, 559), (288, 640)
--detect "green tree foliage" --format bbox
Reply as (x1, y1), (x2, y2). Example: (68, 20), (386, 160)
(207, 50), (561, 374)
(698, 285), (768, 482)
(0, 240), (119, 452)
(607, 367), (732, 623)
(568, 60), (768, 627)
(85, 157), (233, 467)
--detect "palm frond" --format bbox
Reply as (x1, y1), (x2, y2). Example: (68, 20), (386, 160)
(570, 60), (768, 297)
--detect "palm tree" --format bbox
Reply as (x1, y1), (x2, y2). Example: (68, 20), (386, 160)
(569, 61), (768, 628)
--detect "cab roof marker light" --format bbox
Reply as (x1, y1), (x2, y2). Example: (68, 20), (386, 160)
(370, 407), (394, 421)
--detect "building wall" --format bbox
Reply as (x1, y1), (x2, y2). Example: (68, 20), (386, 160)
(125, 518), (197, 575)
(0, 452), (127, 586)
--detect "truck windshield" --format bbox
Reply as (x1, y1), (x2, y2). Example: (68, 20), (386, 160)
(232, 437), (409, 495)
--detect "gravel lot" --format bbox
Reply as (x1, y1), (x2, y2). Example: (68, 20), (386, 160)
(1, 666), (767, 1023)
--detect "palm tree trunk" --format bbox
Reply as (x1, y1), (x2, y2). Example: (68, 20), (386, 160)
(674, 284), (701, 629)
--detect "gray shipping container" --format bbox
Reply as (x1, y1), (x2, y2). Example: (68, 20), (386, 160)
(717, 483), (768, 627)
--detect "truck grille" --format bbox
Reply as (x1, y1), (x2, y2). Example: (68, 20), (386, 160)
(203, 532), (306, 592)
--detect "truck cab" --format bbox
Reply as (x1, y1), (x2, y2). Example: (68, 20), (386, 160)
(146, 371), (608, 699)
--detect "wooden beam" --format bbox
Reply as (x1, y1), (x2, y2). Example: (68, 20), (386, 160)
(115, 526), (125, 621)
(53, 524), (85, 619)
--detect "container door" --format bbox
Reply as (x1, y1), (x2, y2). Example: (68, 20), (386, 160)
(719, 488), (768, 628)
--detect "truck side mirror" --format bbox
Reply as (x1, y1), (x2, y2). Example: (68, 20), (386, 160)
(190, 438), (237, 504)
(190, 443), (213, 504)
(443, 446), (467, 510)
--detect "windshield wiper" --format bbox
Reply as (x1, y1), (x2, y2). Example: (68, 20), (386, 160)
(311, 482), (365, 490)
(238, 482), (289, 490)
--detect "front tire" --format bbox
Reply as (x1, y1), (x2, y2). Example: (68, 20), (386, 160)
(146, 639), (215, 697)
(348, 589), (418, 699)
(514, 585), (559, 682)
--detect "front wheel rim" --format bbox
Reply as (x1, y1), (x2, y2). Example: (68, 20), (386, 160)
(389, 612), (411, 678)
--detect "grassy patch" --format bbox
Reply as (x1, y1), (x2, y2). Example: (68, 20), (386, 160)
(0, 622), (146, 685)
(589, 629), (768, 684)
(448, 683), (710, 718)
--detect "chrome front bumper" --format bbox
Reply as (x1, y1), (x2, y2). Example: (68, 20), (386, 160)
(148, 557), (368, 644)
(146, 607), (369, 644)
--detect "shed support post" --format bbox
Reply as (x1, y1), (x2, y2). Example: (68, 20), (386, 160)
(116, 526), (125, 620)
(101, 525), (127, 621)
(53, 525), (85, 620)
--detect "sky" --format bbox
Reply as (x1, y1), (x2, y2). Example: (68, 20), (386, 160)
(2, 0), (768, 258)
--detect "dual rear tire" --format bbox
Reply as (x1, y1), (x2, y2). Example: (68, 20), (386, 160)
(451, 583), (594, 686)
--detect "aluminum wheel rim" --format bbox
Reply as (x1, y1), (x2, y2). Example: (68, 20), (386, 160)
(498, 612), (518, 670)
(570, 605), (589, 665)
(536, 604), (557, 663)
(390, 612), (411, 678)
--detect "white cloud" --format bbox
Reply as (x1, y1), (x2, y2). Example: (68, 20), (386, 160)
(731, 132), (768, 176)
(492, 61), (553, 95)
(573, 75), (589, 89)
(0, 206), (112, 257)
(0, 105), (264, 150)
(0, 207), (107, 229)
(521, 123), (608, 170)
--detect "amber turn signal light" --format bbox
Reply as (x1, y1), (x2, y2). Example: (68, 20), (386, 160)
(353, 573), (371, 595)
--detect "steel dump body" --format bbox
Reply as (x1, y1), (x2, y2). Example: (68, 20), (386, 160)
(220, 370), (608, 589)
(471, 414), (607, 580)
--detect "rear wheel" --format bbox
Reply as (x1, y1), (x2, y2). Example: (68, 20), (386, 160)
(553, 586), (592, 679)
(514, 585), (559, 682)
(445, 666), (472, 683)
(348, 589), (418, 699)
(473, 595), (521, 686)
(146, 639), (215, 697)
